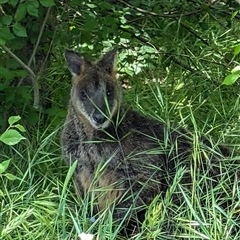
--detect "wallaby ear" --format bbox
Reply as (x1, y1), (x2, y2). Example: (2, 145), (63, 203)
(64, 49), (91, 76)
(97, 47), (118, 77)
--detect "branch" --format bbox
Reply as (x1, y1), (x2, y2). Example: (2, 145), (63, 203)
(28, 7), (52, 68)
(18, 7), (52, 87)
(1, 45), (39, 109)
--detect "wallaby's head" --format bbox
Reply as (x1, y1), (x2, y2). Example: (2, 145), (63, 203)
(65, 48), (122, 129)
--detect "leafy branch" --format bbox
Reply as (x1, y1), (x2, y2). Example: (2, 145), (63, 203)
(18, 6), (52, 87)
(0, 115), (26, 181)
(1, 45), (39, 109)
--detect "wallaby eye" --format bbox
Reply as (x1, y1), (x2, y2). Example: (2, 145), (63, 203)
(106, 85), (113, 97)
(80, 91), (87, 100)
(106, 90), (111, 96)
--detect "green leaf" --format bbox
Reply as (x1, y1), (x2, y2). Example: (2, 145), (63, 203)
(31, 0), (39, 8)
(234, 45), (240, 56)
(143, 46), (155, 53)
(8, 37), (27, 50)
(0, 66), (11, 79)
(39, 0), (55, 7)
(2, 15), (13, 26)
(14, 124), (26, 132)
(86, 3), (96, 8)
(8, 115), (21, 125)
(0, 159), (11, 174)
(5, 173), (18, 180)
(15, 69), (28, 77)
(124, 68), (134, 76)
(231, 65), (240, 74)
(15, 3), (27, 22)
(0, 0), (9, 3)
(222, 73), (240, 85)
(9, 0), (18, 6)
(13, 23), (27, 37)
(0, 129), (26, 145)
(0, 38), (6, 45)
(27, 2), (39, 17)
(1, 26), (15, 40)
(232, 10), (240, 20)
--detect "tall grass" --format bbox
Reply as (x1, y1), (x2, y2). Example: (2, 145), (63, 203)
(0, 66), (239, 240)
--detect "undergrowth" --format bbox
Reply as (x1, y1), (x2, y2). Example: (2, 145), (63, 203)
(0, 68), (240, 240)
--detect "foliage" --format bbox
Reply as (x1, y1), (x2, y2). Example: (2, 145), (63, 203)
(0, 115), (25, 181)
(0, 114), (239, 239)
(0, 0), (55, 130)
(0, 0), (240, 239)
(0, 115), (26, 145)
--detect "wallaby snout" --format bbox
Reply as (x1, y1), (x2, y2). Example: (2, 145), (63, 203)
(93, 111), (106, 125)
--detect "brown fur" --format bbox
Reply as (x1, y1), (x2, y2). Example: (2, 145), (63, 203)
(61, 48), (230, 229)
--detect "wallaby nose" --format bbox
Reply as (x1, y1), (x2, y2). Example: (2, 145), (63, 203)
(93, 113), (105, 125)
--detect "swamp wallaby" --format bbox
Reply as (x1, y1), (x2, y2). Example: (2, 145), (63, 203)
(61, 48), (230, 232)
